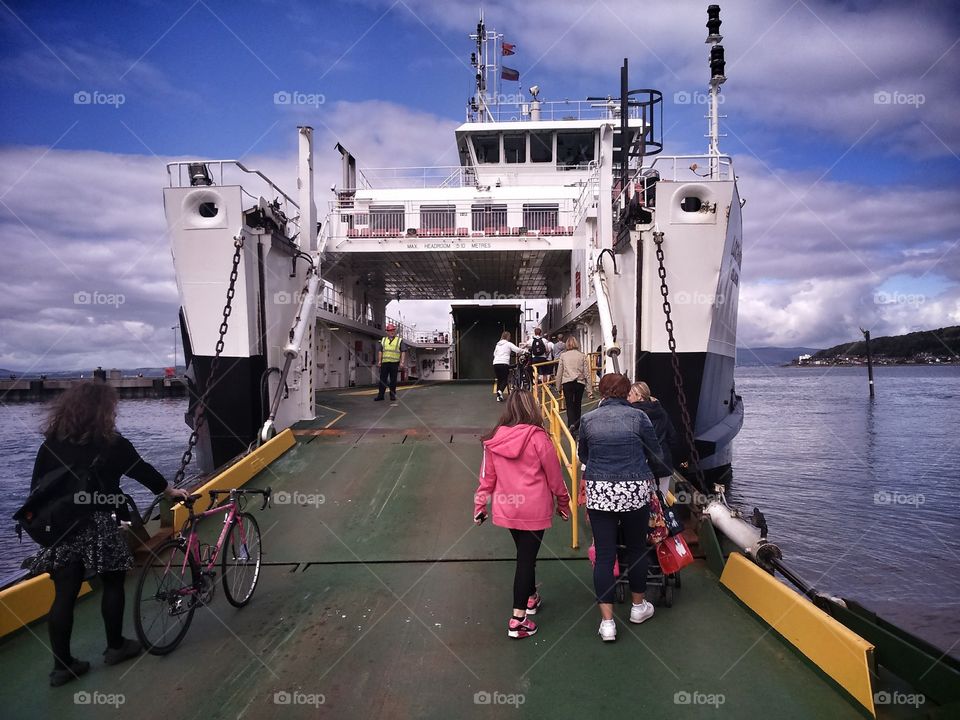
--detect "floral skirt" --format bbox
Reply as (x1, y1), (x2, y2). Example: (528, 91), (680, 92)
(30, 512), (133, 578)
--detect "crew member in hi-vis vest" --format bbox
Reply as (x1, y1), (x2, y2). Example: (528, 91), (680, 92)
(375, 324), (407, 402)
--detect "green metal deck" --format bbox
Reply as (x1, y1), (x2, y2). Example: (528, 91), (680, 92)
(0, 384), (884, 718)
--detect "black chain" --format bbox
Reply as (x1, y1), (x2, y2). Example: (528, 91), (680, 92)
(653, 231), (707, 494)
(173, 235), (244, 486)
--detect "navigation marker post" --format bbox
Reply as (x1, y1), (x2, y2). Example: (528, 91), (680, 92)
(860, 327), (875, 398)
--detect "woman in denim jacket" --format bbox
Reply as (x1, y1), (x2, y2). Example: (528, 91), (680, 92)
(578, 373), (667, 642)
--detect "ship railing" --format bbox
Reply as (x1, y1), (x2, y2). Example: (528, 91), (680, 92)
(166, 160), (301, 221)
(327, 198), (580, 240)
(469, 99), (643, 123)
(357, 166), (476, 190)
(530, 365), (583, 549)
(571, 161), (602, 230)
(642, 154), (734, 182)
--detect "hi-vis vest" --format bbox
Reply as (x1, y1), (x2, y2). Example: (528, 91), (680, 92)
(380, 336), (402, 363)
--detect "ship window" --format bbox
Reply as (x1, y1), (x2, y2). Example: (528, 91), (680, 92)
(369, 205), (405, 231)
(523, 203), (559, 231)
(420, 205), (456, 232)
(457, 136), (471, 167)
(530, 131), (553, 162)
(680, 196), (702, 212)
(473, 134), (500, 163)
(471, 203), (507, 232)
(198, 202), (218, 218)
(504, 133), (525, 163)
(557, 131), (594, 168)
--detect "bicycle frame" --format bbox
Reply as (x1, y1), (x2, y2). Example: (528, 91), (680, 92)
(168, 498), (247, 598)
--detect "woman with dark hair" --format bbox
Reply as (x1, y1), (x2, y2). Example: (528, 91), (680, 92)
(491, 330), (523, 402)
(29, 382), (187, 686)
(474, 390), (571, 639)
(578, 373), (665, 642)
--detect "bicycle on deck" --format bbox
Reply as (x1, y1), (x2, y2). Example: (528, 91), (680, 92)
(133, 487), (271, 655)
(506, 352), (533, 393)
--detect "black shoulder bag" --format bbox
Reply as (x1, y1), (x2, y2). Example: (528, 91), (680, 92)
(12, 455), (103, 548)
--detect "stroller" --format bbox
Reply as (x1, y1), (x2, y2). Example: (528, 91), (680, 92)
(588, 530), (681, 607)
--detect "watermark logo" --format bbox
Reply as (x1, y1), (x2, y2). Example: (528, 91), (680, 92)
(273, 690), (325, 707)
(874, 490), (925, 507)
(74, 691), (125, 707)
(674, 291), (725, 306)
(274, 91), (325, 108)
(74, 290), (125, 308)
(474, 291), (525, 301)
(74, 90), (125, 108)
(874, 291), (925, 308)
(874, 690), (925, 708)
(273, 490), (325, 508)
(475, 491), (526, 507)
(873, 90), (925, 107)
(273, 290), (298, 305)
(74, 490), (126, 508)
(674, 690), (725, 708)
(473, 690), (525, 706)
(673, 90), (724, 106)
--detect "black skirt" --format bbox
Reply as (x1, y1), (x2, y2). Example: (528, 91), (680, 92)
(30, 511), (133, 578)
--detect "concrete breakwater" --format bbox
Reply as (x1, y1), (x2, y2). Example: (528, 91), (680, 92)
(0, 375), (187, 401)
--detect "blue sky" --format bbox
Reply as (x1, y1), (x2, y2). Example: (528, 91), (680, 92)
(1, 0), (958, 370)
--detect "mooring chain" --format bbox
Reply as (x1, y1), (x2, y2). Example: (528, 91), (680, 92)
(173, 235), (244, 487)
(653, 231), (707, 494)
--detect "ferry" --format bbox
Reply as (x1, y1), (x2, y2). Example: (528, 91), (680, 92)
(1, 6), (957, 719)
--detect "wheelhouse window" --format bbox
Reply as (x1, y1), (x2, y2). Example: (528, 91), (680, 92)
(522, 203), (559, 231)
(503, 133), (526, 163)
(472, 134), (500, 163)
(471, 203), (507, 232)
(557, 131), (595, 168)
(530, 131), (553, 162)
(369, 205), (405, 232)
(420, 204), (456, 233)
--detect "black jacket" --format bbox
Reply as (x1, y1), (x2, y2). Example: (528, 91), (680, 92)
(631, 400), (681, 474)
(31, 434), (168, 496)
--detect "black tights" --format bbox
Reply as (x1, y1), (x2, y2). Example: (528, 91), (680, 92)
(49, 563), (126, 669)
(508, 529), (544, 611)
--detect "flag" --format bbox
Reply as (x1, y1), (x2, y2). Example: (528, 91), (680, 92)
(502, 41), (516, 56)
(501, 66), (519, 81)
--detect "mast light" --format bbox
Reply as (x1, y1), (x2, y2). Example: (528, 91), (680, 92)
(706, 4), (723, 42)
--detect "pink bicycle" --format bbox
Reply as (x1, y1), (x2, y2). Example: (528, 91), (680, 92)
(133, 487), (271, 654)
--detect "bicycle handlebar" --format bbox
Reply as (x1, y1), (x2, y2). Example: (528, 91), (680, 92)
(208, 487), (272, 511)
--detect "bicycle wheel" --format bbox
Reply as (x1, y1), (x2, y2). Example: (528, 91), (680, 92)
(222, 512), (262, 607)
(134, 539), (199, 655)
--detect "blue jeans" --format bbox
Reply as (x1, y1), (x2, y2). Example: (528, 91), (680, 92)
(588, 505), (652, 603)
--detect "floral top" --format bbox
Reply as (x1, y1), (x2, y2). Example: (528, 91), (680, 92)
(585, 479), (649, 512)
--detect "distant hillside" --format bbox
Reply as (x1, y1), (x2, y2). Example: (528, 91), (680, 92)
(737, 346), (820, 366)
(2, 366), (184, 379)
(813, 326), (959, 360)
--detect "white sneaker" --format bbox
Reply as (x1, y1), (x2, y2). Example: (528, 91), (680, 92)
(496, 391), (503, 402)
(630, 600), (655, 624)
(598, 618), (617, 642)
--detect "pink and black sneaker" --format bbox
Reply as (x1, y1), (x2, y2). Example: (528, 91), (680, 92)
(526, 593), (542, 615)
(507, 616), (537, 639)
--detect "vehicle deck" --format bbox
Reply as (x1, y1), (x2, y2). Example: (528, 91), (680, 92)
(0, 383), (890, 718)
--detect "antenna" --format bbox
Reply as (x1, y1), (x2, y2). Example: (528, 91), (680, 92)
(705, 4), (727, 177)
(467, 13), (503, 122)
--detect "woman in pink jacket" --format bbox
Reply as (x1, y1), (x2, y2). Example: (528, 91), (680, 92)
(474, 390), (571, 639)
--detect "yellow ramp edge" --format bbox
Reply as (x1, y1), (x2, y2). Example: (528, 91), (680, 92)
(0, 429), (295, 640)
(0, 574), (93, 639)
(720, 552), (877, 717)
(172, 428), (295, 529)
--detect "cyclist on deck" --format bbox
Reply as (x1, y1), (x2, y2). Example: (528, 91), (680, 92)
(26, 382), (188, 686)
(492, 331), (523, 402)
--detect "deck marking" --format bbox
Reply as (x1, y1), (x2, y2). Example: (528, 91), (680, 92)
(315, 401), (347, 428)
(376, 446), (416, 519)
